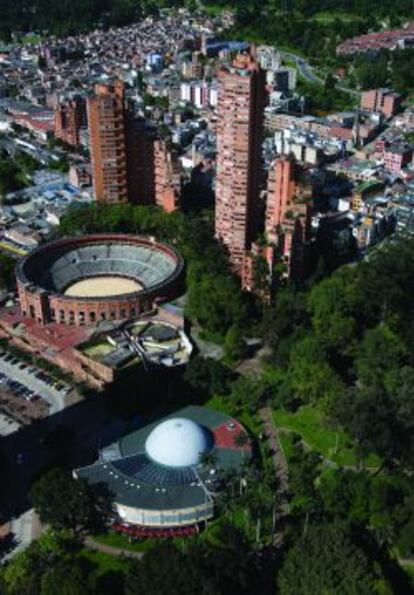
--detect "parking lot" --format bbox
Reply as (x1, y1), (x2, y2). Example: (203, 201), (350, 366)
(0, 352), (69, 415)
(0, 412), (21, 436)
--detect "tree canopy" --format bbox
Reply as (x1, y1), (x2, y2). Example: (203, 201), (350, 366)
(29, 468), (112, 535)
(277, 523), (387, 595)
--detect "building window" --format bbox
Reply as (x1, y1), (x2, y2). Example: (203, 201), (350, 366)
(89, 312), (96, 322)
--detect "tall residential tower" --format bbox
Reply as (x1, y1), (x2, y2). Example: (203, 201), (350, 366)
(87, 81), (129, 203)
(215, 53), (266, 275)
(87, 80), (155, 205)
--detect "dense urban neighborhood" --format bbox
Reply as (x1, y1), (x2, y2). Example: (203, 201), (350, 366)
(1, 2), (414, 594)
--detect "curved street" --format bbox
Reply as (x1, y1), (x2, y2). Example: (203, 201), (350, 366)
(279, 50), (361, 98)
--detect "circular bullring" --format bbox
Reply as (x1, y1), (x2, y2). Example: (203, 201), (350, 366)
(16, 234), (184, 326)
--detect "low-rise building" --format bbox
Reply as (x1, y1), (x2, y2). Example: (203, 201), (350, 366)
(361, 88), (403, 119)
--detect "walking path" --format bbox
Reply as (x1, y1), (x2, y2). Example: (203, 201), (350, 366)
(2, 508), (39, 560)
(259, 407), (289, 513)
(84, 536), (144, 560)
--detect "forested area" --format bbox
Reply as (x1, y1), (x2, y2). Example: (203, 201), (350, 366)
(0, 0), (185, 41)
(0, 0), (413, 43)
(2, 204), (414, 592)
(210, 0), (413, 19)
(351, 49), (414, 95)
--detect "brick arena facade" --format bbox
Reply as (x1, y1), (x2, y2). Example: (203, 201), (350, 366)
(16, 234), (184, 327)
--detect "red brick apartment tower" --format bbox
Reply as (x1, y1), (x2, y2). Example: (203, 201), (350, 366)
(265, 155), (312, 281)
(125, 114), (155, 205)
(265, 155), (297, 243)
(54, 95), (87, 146)
(215, 53), (266, 275)
(87, 80), (129, 203)
(154, 139), (181, 212)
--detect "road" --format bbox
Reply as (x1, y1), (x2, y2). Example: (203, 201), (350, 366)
(279, 50), (361, 98)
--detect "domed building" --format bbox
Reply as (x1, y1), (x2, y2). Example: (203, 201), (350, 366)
(75, 406), (251, 538)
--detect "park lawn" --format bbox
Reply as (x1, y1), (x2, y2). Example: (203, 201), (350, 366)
(312, 11), (362, 23)
(0, 241), (27, 256)
(279, 433), (295, 463)
(400, 562), (414, 587)
(92, 531), (157, 553)
(273, 405), (380, 468)
(83, 341), (113, 359)
(201, 3), (233, 16)
(22, 33), (43, 45)
(79, 548), (131, 575)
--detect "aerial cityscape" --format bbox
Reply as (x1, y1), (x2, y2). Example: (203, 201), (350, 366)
(0, 1), (414, 593)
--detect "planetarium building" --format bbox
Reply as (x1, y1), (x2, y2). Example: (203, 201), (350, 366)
(75, 406), (250, 538)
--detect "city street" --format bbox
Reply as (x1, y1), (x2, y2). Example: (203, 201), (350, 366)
(279, 50), (361, 97)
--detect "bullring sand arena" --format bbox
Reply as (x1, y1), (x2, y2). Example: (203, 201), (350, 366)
(16, 234), (184, 327)
(64, 276), (143, 298)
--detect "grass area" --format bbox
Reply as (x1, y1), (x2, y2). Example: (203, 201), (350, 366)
(83, 341), (113, 359)
(277, 44), (306, 58)
(198, 329), (225, 345)
(92, 531), (157, 553)
(79, 548), (131, 575)
(273, 405), (380, 468)
(282, 56), (298, 70)
(200, 2), (233, 16)
(400, 562), (414, 588)
(22, 33), (43, 45)
(0, 241), (27, 256)
(312, 11), (362, 23)
(279, 433), (296, 463)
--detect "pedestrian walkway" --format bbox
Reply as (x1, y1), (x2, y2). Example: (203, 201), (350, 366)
(84, 536), (144, 560)
(259, 406), (289, 546)
(3, 509), (35, 560)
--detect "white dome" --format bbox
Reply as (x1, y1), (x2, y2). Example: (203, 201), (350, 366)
(145, 418), (210, 467)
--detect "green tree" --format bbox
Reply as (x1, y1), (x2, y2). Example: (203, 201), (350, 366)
(125, 543), (204, 595)
(0, 253), (16, 289)
(183, 356), (236, 396)
(30, 469), (112, 535)
(227, 374), (275, 414)
(331, 372), (414, 467)
(224, 325), (246, 361)
(355, 325), (407, 388)
(278, 523), (387, 595)
(40, 559), (93, 595)
(0, 530), (80, 595)
(309, 267), (361, 354)
(285, 335), (344, 406)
